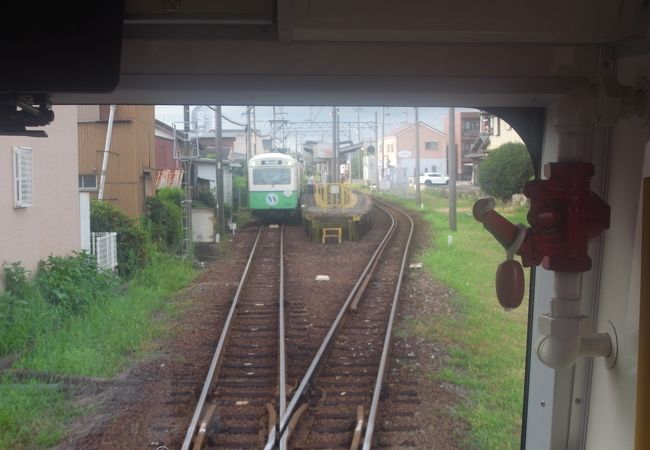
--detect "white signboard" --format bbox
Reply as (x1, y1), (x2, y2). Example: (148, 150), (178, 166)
(398, 150), (412, 158)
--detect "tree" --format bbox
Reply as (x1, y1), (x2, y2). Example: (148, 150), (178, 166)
(478, 142), (534, 202)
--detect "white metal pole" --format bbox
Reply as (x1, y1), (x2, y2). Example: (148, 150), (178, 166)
(97, 105), (116, 200)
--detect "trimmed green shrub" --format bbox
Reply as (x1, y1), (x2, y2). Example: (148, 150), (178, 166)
(478, 142), (534, 202)
(90, 200), (148, 278)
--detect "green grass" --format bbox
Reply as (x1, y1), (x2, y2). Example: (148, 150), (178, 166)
(0, 381), (73, 449)
(384, 190), (529, 450)
(0, 252), (196, 448)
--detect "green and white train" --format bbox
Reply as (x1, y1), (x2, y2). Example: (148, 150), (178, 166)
(248, 153), (301, 219)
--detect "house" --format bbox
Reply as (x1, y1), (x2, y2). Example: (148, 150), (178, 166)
(78, 105), (156, 217)
(193, 158), (234, 206)
(380, 122), (448, 177)
(444, 110), (481, 181)
(463, 112), (526, 185)
(0, 106), (81, 286)
(154, 119), (182, 171)
(479, 112), (524, 151)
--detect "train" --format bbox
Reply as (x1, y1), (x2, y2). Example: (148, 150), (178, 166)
(247, 152), (302, 219)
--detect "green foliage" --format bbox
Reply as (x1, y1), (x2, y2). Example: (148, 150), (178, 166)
(157, 187), (182, 205)
(0, 251), (195, 448)
(19, 253), (195, 377)
(3, 262), (30, 298)
(377, 191), (529, 449)
(90, 200), (148, 278)
(193, 190), (216, 209)
(420, 203), (528, 449)
(0, 255), (117, 358)
(0, 382), (72, 448)
(36, 253), (116, 314)
(1, 263), (36, 345)
(233, 174), (248, 210)
(478, 142), (534, 202)
(350, 151), (363, 179)
(145, 194), (182, 251)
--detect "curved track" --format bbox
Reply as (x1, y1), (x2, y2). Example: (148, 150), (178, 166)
(265, 199), (415, 449)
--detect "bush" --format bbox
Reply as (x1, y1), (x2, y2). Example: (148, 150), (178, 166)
(232, 174), (248, 210)
(194, 190), (216, 209)
(145, 194), (182, 251)
(90, 200), (148, 278)
(157, 187), (182, 205)
(3, 262), (30, 298)
(36, 253), (116, 314)
(478, 142), (534, 202)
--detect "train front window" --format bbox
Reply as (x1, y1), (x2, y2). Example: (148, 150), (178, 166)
(253, 167), (291, 185)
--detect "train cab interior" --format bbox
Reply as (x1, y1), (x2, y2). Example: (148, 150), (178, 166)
(1, 1), (649, 449)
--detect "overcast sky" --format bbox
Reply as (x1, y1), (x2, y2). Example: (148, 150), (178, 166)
(155, 105), (478, 151)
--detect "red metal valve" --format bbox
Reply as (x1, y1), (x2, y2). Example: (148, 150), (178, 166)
(473, 161), (611, 308)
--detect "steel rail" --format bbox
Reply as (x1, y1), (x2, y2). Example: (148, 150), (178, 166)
(264, 203), (399, 450)
(278, 225), (288, 450)
(362, 199), (414, 450)
(264, 223), (288, 450)
(181, 226), (264, 450)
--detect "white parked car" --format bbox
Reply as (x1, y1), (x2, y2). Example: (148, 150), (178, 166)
(419, 172), (449, 186)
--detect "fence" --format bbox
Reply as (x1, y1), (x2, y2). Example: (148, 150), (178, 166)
(90, 232), (118, 271)
(314, 183), (354, 209)
(384, 167), (415, 200)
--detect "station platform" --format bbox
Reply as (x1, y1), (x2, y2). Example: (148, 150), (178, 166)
(301, 186), (373, 242)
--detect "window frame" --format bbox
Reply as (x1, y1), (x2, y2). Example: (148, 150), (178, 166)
(79, 173), (98, 191)
(13, 146), (33, 208)
(425, 141), (439, 150)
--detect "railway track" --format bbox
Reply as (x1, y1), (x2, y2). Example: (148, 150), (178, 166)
(184, 198), (416, 449)
(182, 225), (285, 450)
(266, 199), (415, 449)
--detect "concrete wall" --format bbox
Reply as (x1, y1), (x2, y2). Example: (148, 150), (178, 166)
(192, 208), (215, 242)
(0, 106), (80, 285)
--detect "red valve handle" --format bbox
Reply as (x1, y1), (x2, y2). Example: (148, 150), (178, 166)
(496, 259), (525, 310)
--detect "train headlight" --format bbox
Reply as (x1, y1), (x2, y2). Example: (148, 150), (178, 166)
(283, 190), (292, 197)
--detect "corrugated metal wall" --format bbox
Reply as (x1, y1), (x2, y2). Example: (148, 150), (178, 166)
(78, 105), (155, 217)
(155, 136), (179, 170)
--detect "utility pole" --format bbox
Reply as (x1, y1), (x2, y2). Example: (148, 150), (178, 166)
(415, 107), (421, 208)
(245, 106), (251, 207)
(252, 106), (258, 155)
(375, 111), (379, 187)
(215, 105), (226, 237)
(355, 107), (362, 180)
(272, 105), (276, 151)
(332, 106), (339, 183)
(381, 106), (385, 180)
(184, 105), (190, 131)
(448, 107), (457, 231)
